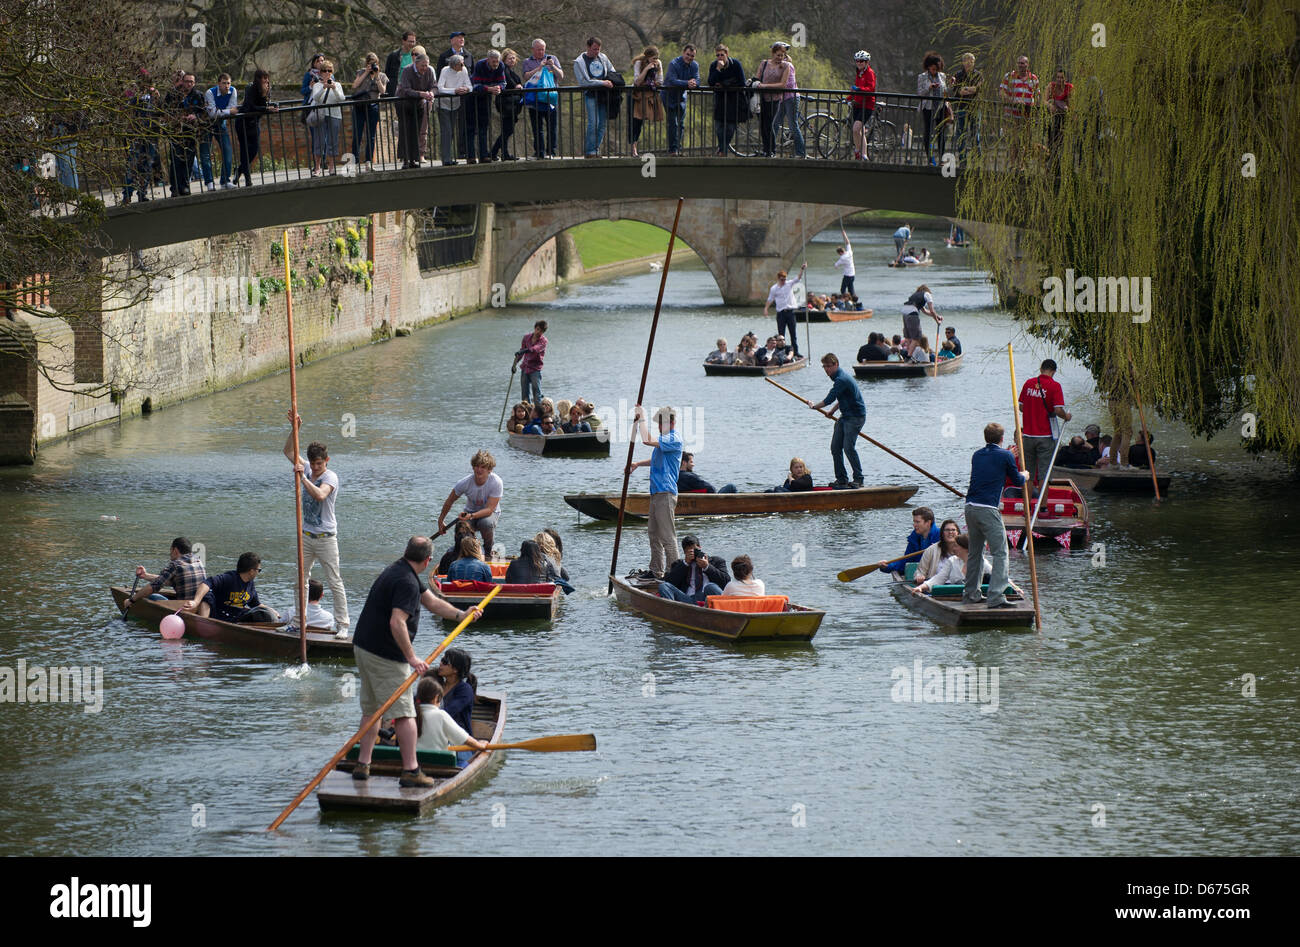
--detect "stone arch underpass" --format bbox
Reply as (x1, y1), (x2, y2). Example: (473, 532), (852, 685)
(495, 199), (862, 305)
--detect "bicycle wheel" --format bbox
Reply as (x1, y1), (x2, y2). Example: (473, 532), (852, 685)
(803, 113), (841, 159)
(866, 119), (898, 160)
(729, 120), (762, 157)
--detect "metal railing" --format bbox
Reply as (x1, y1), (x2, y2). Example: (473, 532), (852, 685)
(67, 87), (1053, 205)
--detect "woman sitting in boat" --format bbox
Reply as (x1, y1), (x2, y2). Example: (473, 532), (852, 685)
(849, 294), (864, 311)
(937, 339), (957, 360)
(764, 456), (814, 492)
(415, 676), (488, 756)
(434, 649), (478, 766)
(504, 539), (561, 584)
(555, 399), (573, 423)
(437, 520), (475, 575)
(916, 247), (931, 263)
(506, 401), (532, 434)
(534, 530), (571, 584)
(721, 555), (765, 596)
(897, 251), (920, 265)
(909, 336), (934, 363)
(561, 404), (593, 433)
(914, 518), (960, 584)
(916, 534), (992, 594)
(732, 339), (757, 366)
(705, 338), (733, 364)
(446, 535), (493, 582)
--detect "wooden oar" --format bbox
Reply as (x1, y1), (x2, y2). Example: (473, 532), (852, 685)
(497, 365), (516, 432)
(266, 584), (500, 831)
(837, 547), (925, 582)
(1125, 351), (1162, 500)
(284, 229), (307, 667)
(765, 377), (965, 497)
(1008, 344), (1042, 631)
(120, 575), (140, 618)
(448, 734), (596, 753)
(609, 197), (685, 593)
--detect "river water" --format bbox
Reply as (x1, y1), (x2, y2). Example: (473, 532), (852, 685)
(1, 224), (1296, 856)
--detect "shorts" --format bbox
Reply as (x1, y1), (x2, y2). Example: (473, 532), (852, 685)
(851, 106), (874, 125)
(354, 644), (416, 720)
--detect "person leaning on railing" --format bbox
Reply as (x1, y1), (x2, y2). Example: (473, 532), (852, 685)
(233, 70), (276, 188)
(949, 52), (982, 159)
(436, 54), (473, 164)
(629, 46), (664, 158)
(396, 52), (437, 169)
(490, 49), (525, 161)
(467, 51), (507, 164)
(661, 44), (699, 155)
(574, 36), (617, 157)
(707, 44), (748, 156)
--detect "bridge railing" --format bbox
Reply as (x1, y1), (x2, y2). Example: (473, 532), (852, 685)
(78, 87), (1038, 202)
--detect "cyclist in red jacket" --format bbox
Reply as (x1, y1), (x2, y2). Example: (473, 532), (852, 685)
(849, 51), (876, 159)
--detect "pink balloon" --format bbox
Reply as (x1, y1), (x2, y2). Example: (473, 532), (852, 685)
(160, 614), (186, 640)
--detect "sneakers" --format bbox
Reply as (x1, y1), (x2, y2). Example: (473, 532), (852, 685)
(851, 479), (865, 488)
(399, 768), (434, 788)
(829, 480), (852, 490)
(351, 762), (370, 781)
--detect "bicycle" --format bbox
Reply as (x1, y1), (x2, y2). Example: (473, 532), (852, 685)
(728, 99), (835, 158)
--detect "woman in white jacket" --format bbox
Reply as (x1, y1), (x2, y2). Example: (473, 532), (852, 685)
(916, 51), (948, 167)
(437, 54), (473, 164)
(309, 60), (347, 175)
(918, 535), (991, 594)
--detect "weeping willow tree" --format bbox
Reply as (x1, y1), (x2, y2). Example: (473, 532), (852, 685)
(947, 0), (1300, 466)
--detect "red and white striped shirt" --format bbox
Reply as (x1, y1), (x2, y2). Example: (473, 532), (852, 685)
(1000, 70), (1038, 116)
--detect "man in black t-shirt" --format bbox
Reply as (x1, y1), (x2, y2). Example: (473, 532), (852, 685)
(351, 537), (483, 788)
(186, 552), (264, 621)
(1127, 432), (1157, 468)
(857, 332), (890, 362)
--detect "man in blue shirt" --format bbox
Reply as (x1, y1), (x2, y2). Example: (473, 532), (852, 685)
(661, 45), (699, 155)
(807, 353), (867, 488)
(877, 507), (940, 577)
(964, 422), (1028, 607)
(186, 552), (265, 622)
(627, 404), (682, 577)
(944, 325), (962, 355)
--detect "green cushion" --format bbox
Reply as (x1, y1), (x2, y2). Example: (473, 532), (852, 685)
(345, 743), (457, 767)
(904, 562), (919, 581)
(929, 583), (1016, 597)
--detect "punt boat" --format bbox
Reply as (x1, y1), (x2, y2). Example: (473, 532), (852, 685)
(796, 307), (874, 323)
(609, 575), (823, 642)
(704, 358), (807, 377)
(1061, 466), (1170, 495)
(1000, 478), (1091, 548)
(888, 578), (1035, 629)
(507, 430), (610, 457)
(564, 483), (918, 520)
(110, 586), (353, 658)
(853, 353), (963, 378)
(317, 692), (506, 815)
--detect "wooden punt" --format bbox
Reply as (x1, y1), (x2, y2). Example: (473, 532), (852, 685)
(1000, 478), (1091, 547)
(887, 259), (934, 267)
(110, 586), (353, 657)
(888, 579), (1034, 629)
(564, 483), (919, 520)
(854, 353), (963, 378)
(704, 358), (806, 377)
(317, 691), (507, 815)
(797, 307), (874, 323)
(1062, 466), (1171, 495)
(433, 578), (562, 620)
(507, 430), (610, 457)
(610, 575), (823, 642)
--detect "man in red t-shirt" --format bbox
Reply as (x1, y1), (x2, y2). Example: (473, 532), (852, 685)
(1018, 358), (1071, 487)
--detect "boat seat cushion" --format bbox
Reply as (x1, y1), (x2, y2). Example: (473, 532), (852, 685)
(436, 579), (555, 595)
(705, 594), (789, 613)
(929, 583), (1016, 596)
(904, 562), (919, 581)
(346, 743), (457, 768)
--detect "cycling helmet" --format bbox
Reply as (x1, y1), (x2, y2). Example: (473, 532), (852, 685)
(854, 51), (871, 62)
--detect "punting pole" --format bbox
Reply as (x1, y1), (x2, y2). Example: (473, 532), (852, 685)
(1023, 419), (1068, 547)
(800, 213), (810, 360)
(608, 197), (685, 593)
(497, 365), (516, 432)
(764, 376), (965, 497)
(1008, 344), (1043, 631)
(285, 230), (307, 666)
(1125, 351), (1162, 500)
(266, 585), (500, 831)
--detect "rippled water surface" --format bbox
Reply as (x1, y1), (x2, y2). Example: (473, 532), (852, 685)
(1, 225), (1296, 855)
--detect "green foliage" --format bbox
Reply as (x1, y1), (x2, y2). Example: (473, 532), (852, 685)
(948, 0), (1300, 465)
(717, 33), (848, 91)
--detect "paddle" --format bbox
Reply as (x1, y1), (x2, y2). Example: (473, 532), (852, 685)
(497, 365), (516, 433)
(447, 733), (596, 753)
(836, 547), (925, 582)
(764, 377), (965, 497)
(609, 197), (685, 593)
(266, 584), (500, 832)
(120, 575), (140, 618)
(284, 229), (308, 667)
(1008, 344), (1043, 631)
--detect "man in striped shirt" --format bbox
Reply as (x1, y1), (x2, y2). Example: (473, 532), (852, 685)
(999, 56), (1038, 167)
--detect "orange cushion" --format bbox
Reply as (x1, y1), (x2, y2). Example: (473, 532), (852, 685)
(705, 595), (789, 613)
(488, 561), (509, 578)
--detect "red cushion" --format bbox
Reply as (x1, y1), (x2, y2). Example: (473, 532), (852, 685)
(812, 486), (833, 491)
(436, 579), (555, 596)
(687, 489), (709, 493)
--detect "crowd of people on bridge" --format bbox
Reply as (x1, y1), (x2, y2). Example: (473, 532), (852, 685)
(94, 26), (1067, 202)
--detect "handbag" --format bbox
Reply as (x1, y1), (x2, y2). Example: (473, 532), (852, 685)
(524, 65), (558, 110)
(748, 61), (766, 113)
(306, 106), (325, 127)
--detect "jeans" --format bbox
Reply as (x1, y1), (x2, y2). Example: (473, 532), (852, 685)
(831, 414), (865, 483)
(714, 120), (736, 154)
(665, 103), (685, 152)
(521, 371), (542, 405)
(456, 750), (472, 768)
(528, 107), (557, 157)
(351, 102), (379, 162)
(658, 580), (723, 604)
(964, 503), (1011, 606)
(772, 97), (805, 157)
(954, 108), (979, 158)
(840, 275), (855, 295)
(776, 309), (801, 356)
(583, 93), (608, 155)
(465, 96), (491, 160)
(491, 107), (519, 158)
(54, 142), (79, 190)
(202, 127), (233, 184)
(125, 140), (157, 198)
